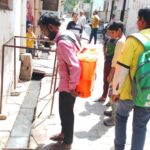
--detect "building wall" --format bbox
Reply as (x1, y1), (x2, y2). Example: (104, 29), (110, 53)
(105, 0), (150, 34)
(0, 0), (26, 104)
(92, 0), (104, 11)
(126, 0), (150, 34)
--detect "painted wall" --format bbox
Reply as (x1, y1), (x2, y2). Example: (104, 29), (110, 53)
(0, 0), (26, 104)
(126, 0), (150, 34)
(92, 0), (104, 11)
(105, 0), (150, 34)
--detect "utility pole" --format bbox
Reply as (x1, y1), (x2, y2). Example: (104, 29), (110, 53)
(89, 0), (93, 19)
(120, 0), (127, 21)
(110, 0), (115, 21)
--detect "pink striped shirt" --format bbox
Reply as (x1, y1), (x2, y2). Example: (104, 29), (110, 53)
(54, 30), (81, 92)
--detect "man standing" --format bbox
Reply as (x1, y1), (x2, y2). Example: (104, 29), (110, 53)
(112, 8), (150, 150)
(78, 11), (86, 36)
(67, 12), (82, 38)
(89, 10), (100, 44)
(38, 12), (81, 150)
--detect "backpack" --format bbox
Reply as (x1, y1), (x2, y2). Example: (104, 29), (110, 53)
(130, 33), (150, 107)
(57, 34), (81, 50)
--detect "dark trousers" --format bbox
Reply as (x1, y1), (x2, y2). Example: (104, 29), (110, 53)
(59, 92), (76, 144)
(102, 62), (111, 98)
(89, 28), (98, 44)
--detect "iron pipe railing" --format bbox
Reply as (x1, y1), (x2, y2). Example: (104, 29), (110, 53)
(0, 36), (57, 115)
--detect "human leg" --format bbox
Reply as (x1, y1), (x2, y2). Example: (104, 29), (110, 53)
(89, 29), (94, 43)
(103, 101), (117, 126)
(95, 62), (111, 102)
(115, 100), (134, 150)
(131, 106), (150, 150)
(49, 92), (65, 141)
(93, 28), (98, 44)
(59, 92), (75, 144)
(26, 48), (32, 53)
(102, 62), (111, 98)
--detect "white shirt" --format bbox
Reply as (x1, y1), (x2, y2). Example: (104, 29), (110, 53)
(78, 15), (86, 27)
(111, 34), (126, 67)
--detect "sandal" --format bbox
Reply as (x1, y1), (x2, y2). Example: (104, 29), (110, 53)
(49, 133), (64, 141)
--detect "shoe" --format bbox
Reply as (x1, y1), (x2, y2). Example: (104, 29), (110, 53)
(105, 101), (111, 107)
(94, 97), (106, 102)
(41, 142), (61, 150)
(103, 117), (115, 126)
(104, 110), (112, 117)
(48, 142), (71, 150)
(60, 142), (72, 150)
(49, 133), (64, 141)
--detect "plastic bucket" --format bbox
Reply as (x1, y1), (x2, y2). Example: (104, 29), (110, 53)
(76, 48), (97, 98)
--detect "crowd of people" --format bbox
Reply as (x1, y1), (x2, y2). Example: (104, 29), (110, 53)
(37, 8), (150, 150)
(18, 8), (150, 150)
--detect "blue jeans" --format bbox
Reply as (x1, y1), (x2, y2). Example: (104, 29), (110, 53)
(115, 100), (150, 150)
(131, 106), (150, 150)
(89, 28), (98, 44)
(115, 100), (134, 150)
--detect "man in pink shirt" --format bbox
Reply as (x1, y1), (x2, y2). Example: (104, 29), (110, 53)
(38, 12), (81, 150)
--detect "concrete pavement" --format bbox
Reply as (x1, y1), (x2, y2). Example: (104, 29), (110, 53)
(28, 41), (150, 150)
(0, 20), (150, 150)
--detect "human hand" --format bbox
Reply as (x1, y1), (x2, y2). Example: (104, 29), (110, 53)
(70, 89), (80, 97)
(112, 94), (120, 102)
(107, 72), (113, 83)
(80, 48), (87, 53)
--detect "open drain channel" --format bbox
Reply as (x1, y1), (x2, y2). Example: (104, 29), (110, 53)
(5, 73), (44, 149)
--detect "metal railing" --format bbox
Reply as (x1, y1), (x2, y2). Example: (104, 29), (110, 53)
(0, 36), (58, 115)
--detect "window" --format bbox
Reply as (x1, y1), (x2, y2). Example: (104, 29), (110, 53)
(0, 0), (13, 10)
(43, 0), (59, 11)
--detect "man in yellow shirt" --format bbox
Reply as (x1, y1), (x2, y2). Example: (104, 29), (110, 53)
(89, 10), (100, 44)
(112, 8), (150, 150)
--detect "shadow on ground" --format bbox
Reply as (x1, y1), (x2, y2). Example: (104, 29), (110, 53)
(75, 101), (112, 141)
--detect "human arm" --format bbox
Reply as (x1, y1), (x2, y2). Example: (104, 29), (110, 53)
(57, 40), (81, 92)
(66, 21), (72, 30)
(107, 67), (115, 83)
(112, 37), (136, 101)
(103, 41), (107, 59)
(111, 40), (124, 68)
(32, 32), (37, 48)
(112, 63), (129, 101)
(109, 38), (125, 87)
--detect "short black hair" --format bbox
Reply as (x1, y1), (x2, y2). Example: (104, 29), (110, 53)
(27, 24), (33, 28)
(72, 12), (78, 17)
(108, 21), (125, 32)
(38, 12), (61, 27)
(94, 10), (98, 14)
(138, 8), (150, 28)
